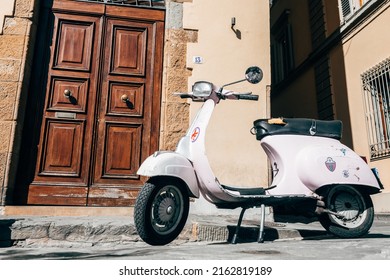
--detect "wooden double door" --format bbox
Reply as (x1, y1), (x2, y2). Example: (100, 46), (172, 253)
(27, 0), (164, 206)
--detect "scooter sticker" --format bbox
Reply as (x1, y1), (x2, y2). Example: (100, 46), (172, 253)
(325, 157), (336, 172)
(191, 127), (201, 142)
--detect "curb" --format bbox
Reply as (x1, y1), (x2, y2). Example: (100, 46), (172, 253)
(0, 218), (323, 248)
(0, 217), (139, 248)
(1, 213), (388, 247)
(374, 213), (390, 221)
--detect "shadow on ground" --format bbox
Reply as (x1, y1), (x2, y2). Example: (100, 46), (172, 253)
(0, 219), (16, 247)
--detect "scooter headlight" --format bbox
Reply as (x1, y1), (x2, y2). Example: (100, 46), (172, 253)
(192, 82), (213, 97)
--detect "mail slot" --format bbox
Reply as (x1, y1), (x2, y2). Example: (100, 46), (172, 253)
(55, 112), (76, 119)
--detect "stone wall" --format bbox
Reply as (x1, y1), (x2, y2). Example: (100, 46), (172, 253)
(160, 0), (194, 150)
(0, 0), (38, 205)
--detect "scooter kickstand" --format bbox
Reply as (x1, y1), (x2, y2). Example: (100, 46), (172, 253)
(232, 207), (247, 244)
(257, 204), (265, 243)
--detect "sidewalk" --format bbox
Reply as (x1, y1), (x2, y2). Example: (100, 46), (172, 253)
(1, 211), (389, 248)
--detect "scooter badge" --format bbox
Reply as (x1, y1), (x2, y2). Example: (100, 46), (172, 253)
(325, 157), (336, 172)
(191, 127), (200, 142)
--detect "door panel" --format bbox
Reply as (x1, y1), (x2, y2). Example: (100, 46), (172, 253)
(53, 19), (95, 71)
(39, 119), (85, 177)
(30, 12), (101, 188)
(28, 11), (101, 204)
(48, 77), (89, 112)
(28, 186), (89, 206)
(103, 123), (142, 178)
(108, 82), (144, 116)
(110, 26), (147, 76)
(89, 14), (164, 206)
(91, 17), (155, 189)
(27, 0), (164, 206)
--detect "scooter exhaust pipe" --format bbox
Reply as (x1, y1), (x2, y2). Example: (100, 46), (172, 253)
(315, 200), (346, 219)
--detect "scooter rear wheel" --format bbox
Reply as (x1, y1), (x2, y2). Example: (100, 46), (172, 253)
(134, 181), (189, 245)
(319, 184), (374, 238)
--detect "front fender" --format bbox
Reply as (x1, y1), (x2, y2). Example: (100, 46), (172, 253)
(137, 151), (199, 198)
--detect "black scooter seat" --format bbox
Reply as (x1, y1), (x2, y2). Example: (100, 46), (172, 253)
(222, 185), (266, 196)
(253, 117), (342, 141)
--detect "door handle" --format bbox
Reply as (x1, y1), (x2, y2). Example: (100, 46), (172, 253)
(121, 94), (129, 103)
(64, 89), (72, 99)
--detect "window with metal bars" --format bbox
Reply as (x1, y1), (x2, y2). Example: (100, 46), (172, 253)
(338, 0), (372, 23)
(77, 0), (165, 8)
(362, 58), (390, 159)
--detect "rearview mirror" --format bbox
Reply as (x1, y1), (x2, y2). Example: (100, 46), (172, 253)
(245, 66), (263, 84)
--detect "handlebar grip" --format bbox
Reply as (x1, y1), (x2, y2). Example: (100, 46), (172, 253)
(237, 94), (259, 101)
(180, 94), (192, 99)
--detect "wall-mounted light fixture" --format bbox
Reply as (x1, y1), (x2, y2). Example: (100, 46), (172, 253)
(231, 17), (241, 39)
(231, 17), (236, 29)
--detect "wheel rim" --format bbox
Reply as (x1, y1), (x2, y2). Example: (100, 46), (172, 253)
(328, 186), (367, 228)
(150, 185), (184, 235)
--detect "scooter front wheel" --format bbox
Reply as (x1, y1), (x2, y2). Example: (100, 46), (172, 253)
(134, 181), (189, 245)
(319, 184), (374, 238)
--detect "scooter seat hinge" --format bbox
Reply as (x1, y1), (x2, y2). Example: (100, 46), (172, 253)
(309, 120), (317, 135)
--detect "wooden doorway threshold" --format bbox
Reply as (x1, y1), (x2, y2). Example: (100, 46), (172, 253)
(2, 206), (133, 217)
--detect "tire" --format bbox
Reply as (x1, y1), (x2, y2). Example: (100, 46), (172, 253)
(319, 185), (374, 238)
(134, 181), (189, 245)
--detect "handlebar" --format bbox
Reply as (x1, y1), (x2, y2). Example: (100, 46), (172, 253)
(177, 92), (259, 101)
(235, 94), (259, 101)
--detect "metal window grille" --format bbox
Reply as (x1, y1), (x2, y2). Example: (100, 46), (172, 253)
(340, 0), (353, 18)
(338, 0), (373, 23)
(77, 0), (165, 8)
(362, 58), (390, 159)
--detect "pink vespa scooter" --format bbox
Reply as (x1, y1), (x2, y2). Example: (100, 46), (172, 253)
(134, 67), (383, 245)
